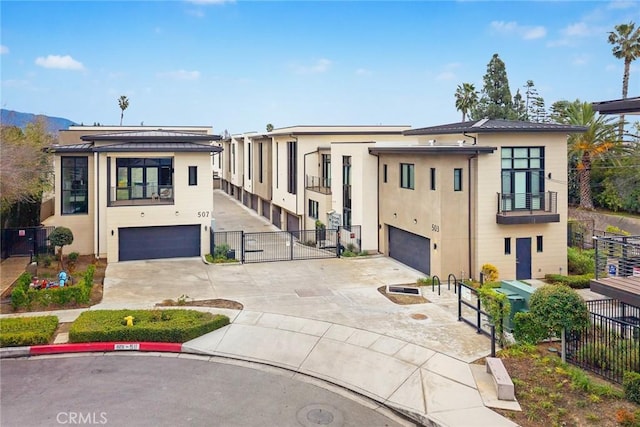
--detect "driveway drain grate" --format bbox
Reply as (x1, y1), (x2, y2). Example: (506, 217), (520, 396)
(297, 404), (344, 427)
(386, 284), (422, 296)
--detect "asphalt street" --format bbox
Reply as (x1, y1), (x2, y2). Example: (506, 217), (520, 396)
(1, 354), (414, 427)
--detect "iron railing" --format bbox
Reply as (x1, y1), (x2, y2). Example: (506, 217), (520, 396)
(1, 226), (55, 260)
(496, 191), (557, 214)
(109, 185), (174, 206)
(566, 299), (639, 384)
(305, 175), (331, 194)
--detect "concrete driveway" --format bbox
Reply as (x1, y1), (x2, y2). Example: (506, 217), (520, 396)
(101, 256), (490, 362)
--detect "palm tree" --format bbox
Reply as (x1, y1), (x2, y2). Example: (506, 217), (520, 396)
(118, 95), (129, 126)
(563, 101), (617, 210)
(454, 83), (478, 122)
(607, 22), (640, 136)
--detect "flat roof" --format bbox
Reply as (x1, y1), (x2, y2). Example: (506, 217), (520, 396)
(592, 97), (640, 115)
(268, 125), (411, 136)
(369, 144), (496, 155)
(80, 130), (221, 142)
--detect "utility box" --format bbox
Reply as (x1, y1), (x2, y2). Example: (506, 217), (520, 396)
(493, 280), (536, 333)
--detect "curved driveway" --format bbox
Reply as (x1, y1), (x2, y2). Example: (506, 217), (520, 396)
(1, 354), (413, 427)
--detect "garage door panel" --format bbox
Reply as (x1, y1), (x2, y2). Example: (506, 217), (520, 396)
(388, 226), (430, 275)
(119, 225), (200, 261)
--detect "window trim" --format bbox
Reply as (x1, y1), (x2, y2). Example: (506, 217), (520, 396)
(454, 168), (463, 191)
(400, 163), (415, 190)
(188, 166), (198, 186)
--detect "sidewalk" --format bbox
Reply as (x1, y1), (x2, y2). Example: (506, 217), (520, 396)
(0, 256), (30, 298)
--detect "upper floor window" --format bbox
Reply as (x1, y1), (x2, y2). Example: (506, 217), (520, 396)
(383, 164), (388, 183)
(287, 140), (297, 194)
(189, 166), (198, 186)
(501, 147), (545, 210)
(62, 157), (88, 215)
(309, 199), (319, 219)
(258, 142), (263, 183)
(430, 168), (436, 190)
(454, 168), (463, 191)
(400, 163), (414, 189)
(116, 158), (173, 201)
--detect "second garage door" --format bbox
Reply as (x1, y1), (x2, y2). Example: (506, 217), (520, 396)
(119, 225), (201, 261)
(388, 226), (430, 275)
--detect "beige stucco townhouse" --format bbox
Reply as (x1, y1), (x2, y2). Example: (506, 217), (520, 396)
(45, 126), (221, 262)
(219, 126), (411, 251)
(371, 119), (586, 280)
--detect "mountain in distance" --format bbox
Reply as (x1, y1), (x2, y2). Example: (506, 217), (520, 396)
(1, 109), (76, 133)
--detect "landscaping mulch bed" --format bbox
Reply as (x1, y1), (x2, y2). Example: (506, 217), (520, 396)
(377, 285), (429, 305)
(488, 344), (639, 427)
(155, 299), (243, 310)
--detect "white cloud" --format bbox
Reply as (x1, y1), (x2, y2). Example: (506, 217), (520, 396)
(490, 21), (546, 40)
(186, 9), (205, 18)
(292, 58), (332, 74)
(0, 45), (8, 54)
(158, 69), (201, 80)
(572, 54), (590, 66)
(35, 54), (84, 70)
(564, 22), (591, 37)
(607, 0), (637, 9)
(436, 71), (456, 81)
(355, 68), (371, 76)
(606, 63), (618, 72)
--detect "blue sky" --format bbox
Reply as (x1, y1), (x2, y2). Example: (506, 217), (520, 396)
(1, 1), (639, 134)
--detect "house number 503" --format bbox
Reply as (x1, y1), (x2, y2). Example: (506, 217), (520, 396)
(431, 224), (440, 232)
(197, 211), (210, 218)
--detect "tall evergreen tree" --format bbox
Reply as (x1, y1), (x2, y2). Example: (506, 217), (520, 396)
(472, 54), (515, 120)
(512, 89), (527, 120)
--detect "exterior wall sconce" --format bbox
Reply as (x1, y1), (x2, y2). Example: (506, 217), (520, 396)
(413, 219), (417, 224)
(548, 172), (552, 179)
(204, 225), (208, 231)
(434, 243), (437, 250)
(393, 213), (397, 218)
(140, 212), (145, 217)
(111, 230), (114, 236)
(175, 211), (179, 216)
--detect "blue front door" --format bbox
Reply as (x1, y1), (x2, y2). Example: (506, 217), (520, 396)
(516, 238), (532, 280)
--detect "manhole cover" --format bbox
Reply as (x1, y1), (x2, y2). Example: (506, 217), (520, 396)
(297, 404), (344, 427)
(411, 313), (428, 320)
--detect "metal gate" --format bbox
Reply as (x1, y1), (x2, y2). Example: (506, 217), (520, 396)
(1, 226), (55, 260)
(211, 225), (361, 264)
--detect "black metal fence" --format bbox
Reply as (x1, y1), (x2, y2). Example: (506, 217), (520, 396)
(1, 226), (55, 260)
(457, 281), (493, 337)
(566, 299), (639, 384)
(210, 225), (361, 264)
(593, 235), (640, 279)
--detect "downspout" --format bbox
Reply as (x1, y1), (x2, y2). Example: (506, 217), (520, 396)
(369, 151), (380, 253)
(94, 151), (99, 260)
(290, 135), (300, 228)
(463, 132), (477, 280)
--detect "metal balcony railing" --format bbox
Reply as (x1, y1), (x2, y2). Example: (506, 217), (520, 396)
(305, 175), (331, 194)
(497, 191), (557, 215)
(109, 185), (174, 206)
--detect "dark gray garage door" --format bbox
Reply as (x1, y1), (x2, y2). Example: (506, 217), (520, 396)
(119, 225), (201, 261)
(388, 226), (430, 275)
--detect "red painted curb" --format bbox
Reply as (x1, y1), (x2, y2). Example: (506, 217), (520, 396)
(29, 342), (183, 355)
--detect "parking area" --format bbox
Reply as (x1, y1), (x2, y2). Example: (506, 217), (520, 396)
(100, 191), (492, 362)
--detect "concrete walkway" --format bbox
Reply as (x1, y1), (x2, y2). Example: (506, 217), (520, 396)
(0, 256), (30, 298)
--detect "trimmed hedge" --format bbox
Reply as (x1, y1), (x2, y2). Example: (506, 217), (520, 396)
(69, 309), (230, 343)
(544, 273), (593, 289)
(0, 316), (59, 347)
(10, 265), (95, 310)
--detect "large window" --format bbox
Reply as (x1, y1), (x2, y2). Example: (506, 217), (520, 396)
(258, 142), (263, 183)
(62, 157), (88, 215)
(287, 140), (297, 194)
(343, 156), (352, 229)
(501, 147), (545, 210)
(322, 154), (331, 187)
(400, 163), (415, 189)
(189, 166), (198, 186)
(116, 158), (173, 200)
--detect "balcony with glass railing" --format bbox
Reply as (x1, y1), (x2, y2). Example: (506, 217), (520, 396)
(109, 184), (174, 206)
(305, 175), (331, 194)
(496, 191), (559, 224)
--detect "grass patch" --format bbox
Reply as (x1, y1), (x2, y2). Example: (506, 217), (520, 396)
(0, 316), (59, 347)
(69, 309), (229, 343)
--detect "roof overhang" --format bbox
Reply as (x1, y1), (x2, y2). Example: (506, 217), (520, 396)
(50, 142), (223, 153)
(592, 97), (640, 115)
(369, 145), (496, 155)
(80, 130), (222, 142)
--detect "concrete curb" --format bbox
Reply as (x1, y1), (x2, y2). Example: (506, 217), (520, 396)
(0, 342), (183, 358)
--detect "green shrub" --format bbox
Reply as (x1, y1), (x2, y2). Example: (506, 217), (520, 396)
(9, 267), (95, 310)
(68, 252), (80, 262)
(623, 371), (640, 404)
(606, 225), (631, 236)
(0, 316), (59, 347)
(544, 273), (593, 289)
(478, 286), (510, 346)
(567, 247), (595, 275)
(529, 285), (590, 339)
(513, 311), (547, 345)
(481, 263), (499, 282)
(213, 243), (230, 259)
(69, 309), (230, 343)
(417, 277), (431, 286)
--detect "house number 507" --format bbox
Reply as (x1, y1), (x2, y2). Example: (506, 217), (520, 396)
(431, 224), (439, 232)
(197, 211), (210, 218)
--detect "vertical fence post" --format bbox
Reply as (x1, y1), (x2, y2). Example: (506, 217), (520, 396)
(241, 231), (245, 264)
(594, 237), (599, 279)
(290, 232), (294, 261)
(336, 226), (341, 258)
(490, 325), (496, 357)
(458, 283), (462, 321)
(476, 295), (482, 334)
